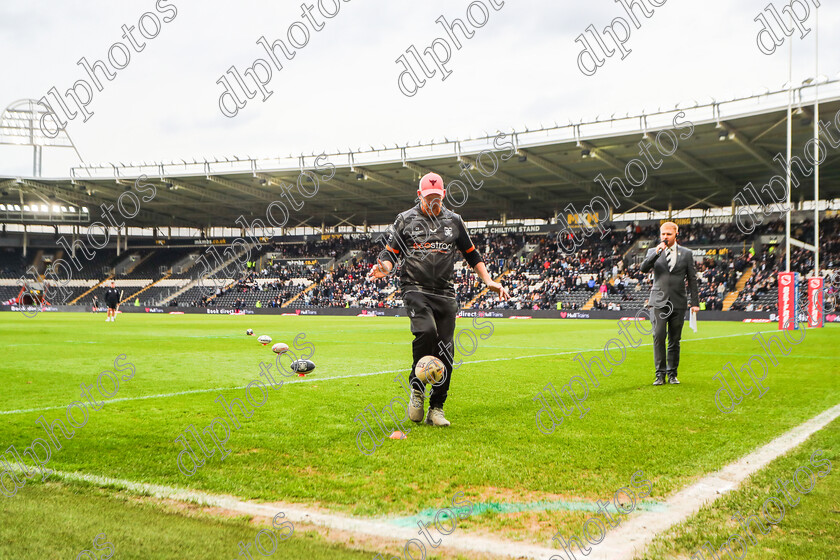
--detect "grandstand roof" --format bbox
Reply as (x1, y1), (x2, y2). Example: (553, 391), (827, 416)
(2, 83), (840, 229)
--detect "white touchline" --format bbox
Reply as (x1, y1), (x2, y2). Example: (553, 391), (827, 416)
(4, 463), (561, 558)
(7, 403), (839, 560)
(586, 401), (840, 560)
(0, 330), (779, 416)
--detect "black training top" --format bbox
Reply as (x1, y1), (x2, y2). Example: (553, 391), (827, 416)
(380, 203), (483, 298)
(104, 287), (120, 306)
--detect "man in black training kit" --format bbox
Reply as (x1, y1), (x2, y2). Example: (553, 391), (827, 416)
(639, 221), (699, 385)
(104, 280), (120, 322)
(368, 172), (510, 427)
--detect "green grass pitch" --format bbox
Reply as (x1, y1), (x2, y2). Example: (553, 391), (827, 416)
(1, 312), (837, 559)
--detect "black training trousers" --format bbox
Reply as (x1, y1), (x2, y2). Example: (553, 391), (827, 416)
(403, 290), (459, 410)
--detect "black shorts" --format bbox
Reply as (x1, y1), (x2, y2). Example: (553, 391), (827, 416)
(107, 304), (118, 310)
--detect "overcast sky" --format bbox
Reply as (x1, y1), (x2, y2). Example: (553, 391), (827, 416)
(1, 0), (837, 177)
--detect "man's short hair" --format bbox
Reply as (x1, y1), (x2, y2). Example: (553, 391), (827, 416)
(661, 221), (679, 233)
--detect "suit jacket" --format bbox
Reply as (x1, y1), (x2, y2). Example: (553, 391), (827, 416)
(639, 244), (699, 310)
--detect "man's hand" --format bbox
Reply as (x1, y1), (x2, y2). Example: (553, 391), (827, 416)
(488, 281), (510, 301)
(368, 258), (393, 280)
(690, 306), (700, 314)
(655, 242), (667, 254)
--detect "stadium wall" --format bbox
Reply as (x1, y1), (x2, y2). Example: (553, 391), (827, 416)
(4, 305), (833, 323)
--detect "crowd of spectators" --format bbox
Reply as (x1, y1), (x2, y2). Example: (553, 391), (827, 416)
(175, 219), (800, 312)
(455, 233), (524, 305)
(730, 248), (778, 311)
(469, 226), (644, 310)
(28, 215), (828, 313)
(273, 236), (360, 259)
(186, 262), (319, 308)
(730, 217), (840, 311)
(306, 263), (387, 307)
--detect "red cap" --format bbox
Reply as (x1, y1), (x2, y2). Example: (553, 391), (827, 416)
(419, 173), (445, 197)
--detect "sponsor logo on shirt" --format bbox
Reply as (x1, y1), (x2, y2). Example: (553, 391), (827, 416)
(412, 241), (452, 252)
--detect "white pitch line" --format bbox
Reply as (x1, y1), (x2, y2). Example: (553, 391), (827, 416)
(0, 330), (774, 416)
(8, 466), (560, 559)
(588, 402), (840, 560)
(9, 402), (840, 560)
(0, 369), (402, 416)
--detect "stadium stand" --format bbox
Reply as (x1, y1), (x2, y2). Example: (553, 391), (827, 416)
(730, 217), (840, 311)
(2, 216), (837, 312)
(0, 247), (26, 278)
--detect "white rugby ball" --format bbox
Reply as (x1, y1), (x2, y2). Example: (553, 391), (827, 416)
(272, 342), (289, 354)
(415, 355), (445, 384)
(257, 335), (272, 346)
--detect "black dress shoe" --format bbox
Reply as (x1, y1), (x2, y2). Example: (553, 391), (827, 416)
(668, 375), (680, 385)
(653, 375), (665, 386)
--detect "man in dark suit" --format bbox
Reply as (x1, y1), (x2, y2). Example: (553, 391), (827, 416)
(640, 222), (700, 385)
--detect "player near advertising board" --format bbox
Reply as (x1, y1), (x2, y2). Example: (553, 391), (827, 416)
(367, 173), (510, 427)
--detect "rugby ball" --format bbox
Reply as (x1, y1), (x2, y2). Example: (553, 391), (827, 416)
(272, 342), (289, 354)
(258, 335), (272, 346)
(246, 329), (254, 336)
(290, 359), (316, 375)
(415, 355), (445, 384)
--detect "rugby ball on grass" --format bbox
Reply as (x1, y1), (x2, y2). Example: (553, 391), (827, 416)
(257, 335), (272, 346)
(246, 329), (254, 336)
(272, 342), (289, 354)
(290, 359), (316, 376)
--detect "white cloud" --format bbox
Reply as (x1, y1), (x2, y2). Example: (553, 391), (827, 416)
(1, 0), (837, 176)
